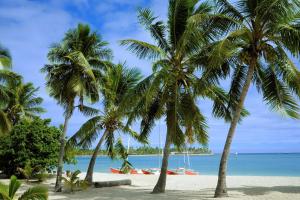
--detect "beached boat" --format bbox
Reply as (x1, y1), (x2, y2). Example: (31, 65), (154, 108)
(110, 168), (140, 174)
(175, 168), (199, 175)
(166, 169), (179, 175)
(110, 168), (122, 174)
(142, 168), (160, 175)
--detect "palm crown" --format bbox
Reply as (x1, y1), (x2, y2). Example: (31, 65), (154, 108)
(121, 0), (238, 147)
(70, 63), (142, 156)
(210, 0), (300, 118)
(42, 23), (112, 115)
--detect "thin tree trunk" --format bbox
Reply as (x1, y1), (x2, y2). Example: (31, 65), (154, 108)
(55, 115), (70, 192)
(85, 130), (108, 185)
(214, 61), (256, 198)
(152, 130), (172, 194)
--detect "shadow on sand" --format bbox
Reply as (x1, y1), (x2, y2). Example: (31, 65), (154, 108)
(48, 184), (300, 199)
(229, 185), (300, 196)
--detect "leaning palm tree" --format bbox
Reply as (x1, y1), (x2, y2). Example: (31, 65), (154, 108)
(68, 63), (142, 185)
(41, 23), (112, 192)
(0, 175), (48, 200)
(120, 0), (241, 193)
(210, 0), (300, 197)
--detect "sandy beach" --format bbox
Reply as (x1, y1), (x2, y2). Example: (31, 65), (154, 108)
(9, 173), (299, 200)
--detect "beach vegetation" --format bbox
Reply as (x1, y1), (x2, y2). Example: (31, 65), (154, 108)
(41, 23), (112, 191)
(212, 0), (300, 197)
(0, 117), (61, 177)
(68, 63), (143, 184)
(62, 170), (88, 193)
(0, 175), (48, 200)
(120, 0), (241, 193)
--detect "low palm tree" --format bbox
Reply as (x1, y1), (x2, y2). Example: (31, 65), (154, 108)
(0, 175), (48, 200)
(120, 0), (240, 193)
(210, 0), (300, 197)
(42, 23), (112, 192)
(3, 80), (45, 125)
(0, 45), (21, 134)
(0, 45), (11, 68)
(68, 63), (142, 185)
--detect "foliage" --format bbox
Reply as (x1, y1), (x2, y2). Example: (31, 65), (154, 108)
(68, 63), (143, 158)
(0, 44), (11, 68)
(0, 75), (43, 134)
(120, 0), (237, 151)
(17, 162), (49, 183)
(114, 139), (133, 174)
(209, 0), (300, 118)
(62, 170), (87, 193)
(73, 146), (212, 155)
(0, 117), (60, 176)
(41, 23), (112, 115)
(0, 175), (48, 200)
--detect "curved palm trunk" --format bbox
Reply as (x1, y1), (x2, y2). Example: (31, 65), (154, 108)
(85, 130), (108, 185)
(152, 130), (172, 193)
(214, 62), (256, 197)
(55, 115), (70, 192)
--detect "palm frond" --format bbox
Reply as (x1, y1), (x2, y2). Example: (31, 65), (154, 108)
(120, 39), (164, 60)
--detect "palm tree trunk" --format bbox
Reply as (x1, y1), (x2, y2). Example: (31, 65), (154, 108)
(152, 130), (172, 194)
(214, 61), (256, 198)
(55, 115), (70, 192)
(85, 130), (108, 185)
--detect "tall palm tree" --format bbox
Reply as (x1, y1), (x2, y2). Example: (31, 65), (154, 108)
(120, 0), (240, 193)
(68, 63), (143, 185)
(210, 0), (300, 197)
(41, 23), (112, 192)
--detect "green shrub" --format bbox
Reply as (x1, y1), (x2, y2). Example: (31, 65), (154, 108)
(0, 117), (61, 176)
(0, 175), (48, 199)
(62, 170), (87, 193)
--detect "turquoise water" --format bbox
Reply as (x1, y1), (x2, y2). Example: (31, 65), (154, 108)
(64, 153), (300, 176)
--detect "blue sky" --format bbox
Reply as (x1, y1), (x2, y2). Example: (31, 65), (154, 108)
(0, 0), (300, 153)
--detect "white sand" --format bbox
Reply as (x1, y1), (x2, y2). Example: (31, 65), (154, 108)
(11, 173), (300, 200)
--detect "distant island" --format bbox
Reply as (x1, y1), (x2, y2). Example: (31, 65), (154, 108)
(74, 146), (213, 156)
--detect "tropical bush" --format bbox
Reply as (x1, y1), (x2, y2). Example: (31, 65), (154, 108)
(0, 175), (48, 200)
(0, 117), (60, 176)
(62, 170), (87, 193)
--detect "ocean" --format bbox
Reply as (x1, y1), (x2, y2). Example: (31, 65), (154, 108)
(64, 153), (300, 176)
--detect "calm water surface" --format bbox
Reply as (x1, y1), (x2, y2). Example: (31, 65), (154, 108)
(64, 153), (300, 176)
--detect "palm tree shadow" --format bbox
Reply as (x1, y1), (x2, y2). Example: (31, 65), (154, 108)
(229, 186), (300, 196)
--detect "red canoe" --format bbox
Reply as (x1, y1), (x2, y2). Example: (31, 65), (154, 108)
(166, 170), (178, 175)
(185, 170), (199, 175)
(110, 168), (122, 174)
(141, 169), (153, 175)
(110, 168), (139, 174)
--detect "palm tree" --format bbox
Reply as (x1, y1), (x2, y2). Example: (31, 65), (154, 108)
(68, 63), (142, 185)
(3, 80), (45, 125)
(0, 44), (11, 68)
(211, 0), (300, 197)
(41, 23), (112, 192)
(0, 175), (48, 200)
(120, 0), (239, 193)
(0, 45), (21, 134)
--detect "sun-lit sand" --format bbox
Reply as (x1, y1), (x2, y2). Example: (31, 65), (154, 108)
(10, 172), (300, 200)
